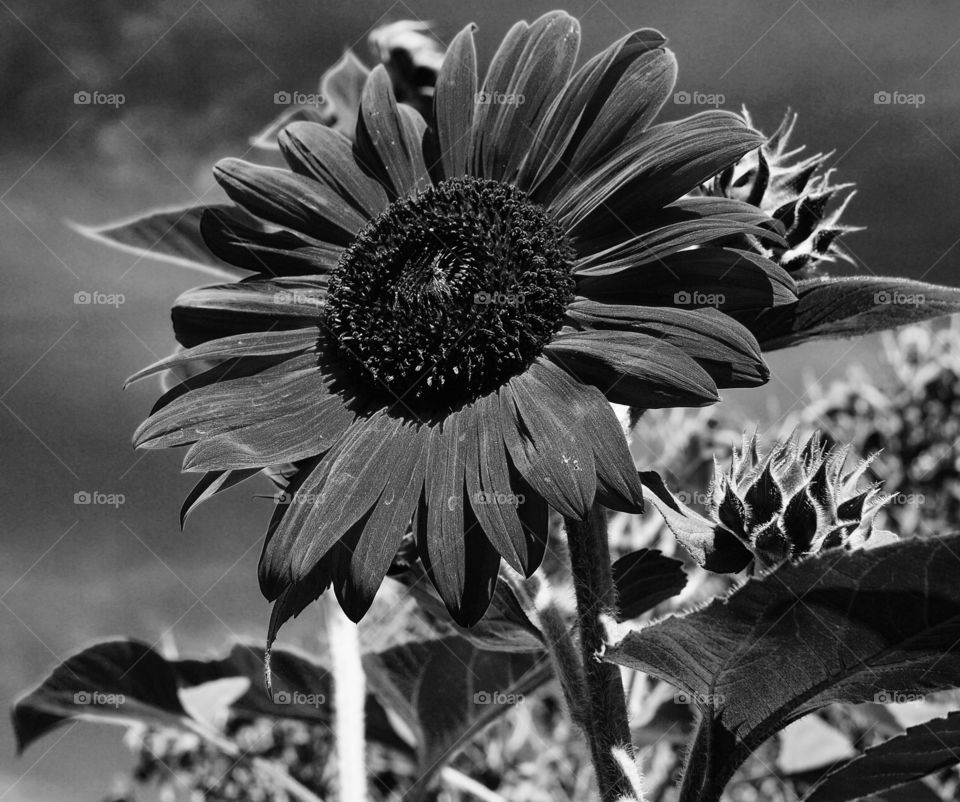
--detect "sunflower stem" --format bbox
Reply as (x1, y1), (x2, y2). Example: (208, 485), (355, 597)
(323, 595), (368, 802)
(565, 504), (643, 802)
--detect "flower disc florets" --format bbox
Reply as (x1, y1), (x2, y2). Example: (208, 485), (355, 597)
(324, 176), (575, 407)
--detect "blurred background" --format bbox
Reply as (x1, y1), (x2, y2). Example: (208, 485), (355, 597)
(1, 0), (959, 798)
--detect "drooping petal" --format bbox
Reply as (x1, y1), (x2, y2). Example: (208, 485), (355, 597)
(566, 300), (768, 389)
(331, 421), (428, 621)
(213, 158), (366, 245)
(528, 358), (645, 513)
(133, 358), (331, 450)
(574, 248), (797, 312)
(180, 469), (260, 529)
(200, 207), (343, 276)
(355, 65), (431, 197)
(549, 112), (764, 234)
(278, 122), (389, 218)
(431, 23), (478, 180)
(498, 375), (596, 519)
(545, 330), (719, 408)
(518, 29), (672, 194)
(182, 392), (355, 471)
(463, 394), (539, 575)
(474, 11), (581, 182)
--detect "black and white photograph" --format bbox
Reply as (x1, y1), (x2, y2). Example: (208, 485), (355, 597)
(5, 2), (960, 800)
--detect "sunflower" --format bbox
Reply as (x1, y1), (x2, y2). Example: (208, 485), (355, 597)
(132, 11), (797, 627)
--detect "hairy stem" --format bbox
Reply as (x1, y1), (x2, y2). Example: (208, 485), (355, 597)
(565, 504), (643, 801)
(324, 596), (368, 802)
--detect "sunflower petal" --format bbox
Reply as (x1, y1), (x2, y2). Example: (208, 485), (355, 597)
(499, 374), (596, 519)
(125, 328), (319, 387)
(464, 395), (531, 574)
(332, 423), (427, 621)
(573, 196), (785, 272)
(133, 360), (329, 449)
(213, 159), (365, 245)
(575, 248), (796, 312)
(519, 28), (670, 193)
(529, 358), (644, 513)
(279, 122), (389, 218)
(479, 11), (581, 182)
(432, 23), (478, 180)
(200, 207), (342, 276)
(182, 392), (355, 471)
(356, 65), (430, 197)
(180, 469), (260, 529)
(566, 300), (768, 389)
(551, 111), (764, 233)
(545, 330), (719, 407)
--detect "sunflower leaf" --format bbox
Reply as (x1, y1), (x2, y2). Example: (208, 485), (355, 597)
(611, 549), (687, 621)
(603, 535), (960, 801)
(805, 710), (960, 802)
(740, 276), (960, 351)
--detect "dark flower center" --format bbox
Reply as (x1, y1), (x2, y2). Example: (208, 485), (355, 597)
(324, 177), (575, 408)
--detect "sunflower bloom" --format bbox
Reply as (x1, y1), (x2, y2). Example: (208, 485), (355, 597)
(132, 12), (797, 627)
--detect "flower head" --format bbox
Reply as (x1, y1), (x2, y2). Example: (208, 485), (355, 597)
(133, 12), (797, 628)
(646, 432), (894, 572)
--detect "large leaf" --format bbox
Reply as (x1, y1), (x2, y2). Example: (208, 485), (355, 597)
(739, 276), (960, 351)
(611, 548), (687, 621)
(72, 205), (251, 279)
(805, 709), (960, 802)
(12, 639), (405, 755)
(363, 635), (552, 800)
(604, 535), (960, 802)
(13, 640), (189, 754)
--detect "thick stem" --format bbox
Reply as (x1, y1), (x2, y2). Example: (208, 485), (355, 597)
(565, 504), (642, 802)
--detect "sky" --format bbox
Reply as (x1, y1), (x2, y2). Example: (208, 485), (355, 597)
(2, 1), (960, 799)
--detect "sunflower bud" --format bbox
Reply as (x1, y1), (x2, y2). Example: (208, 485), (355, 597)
(645, 432), (896, 572)
(707, 110), (862, 278)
